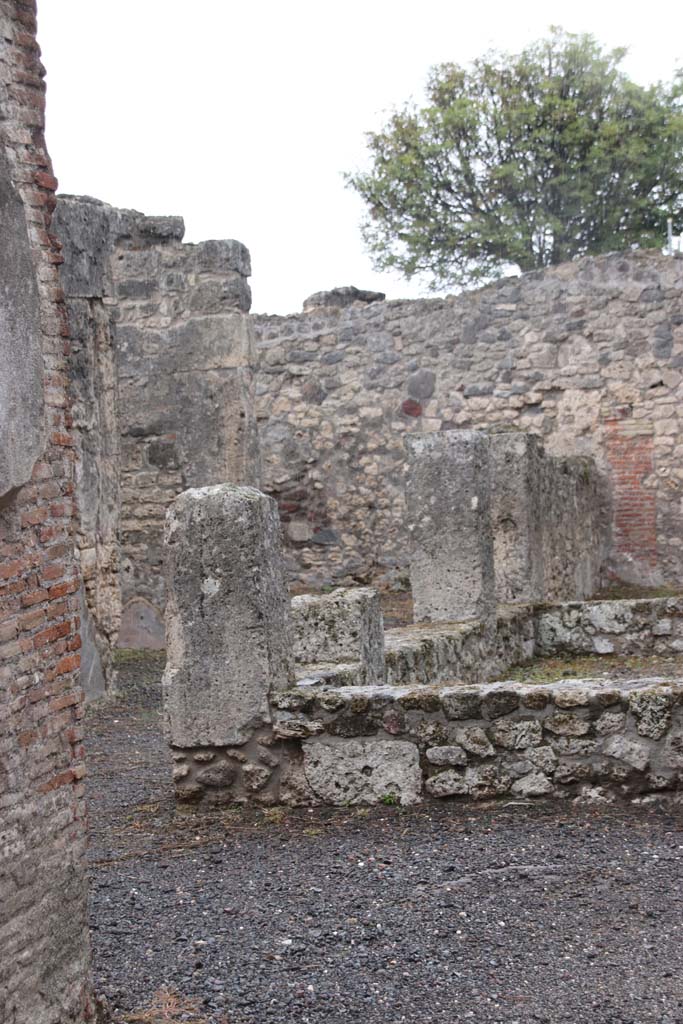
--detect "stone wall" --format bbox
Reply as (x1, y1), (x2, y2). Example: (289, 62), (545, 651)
(55, 196), (260, 653)
(0, 3), (92, 1021)
(536, 596), (683, 657)
(163, 483), (683, 809)
(254, 251), (683, 590)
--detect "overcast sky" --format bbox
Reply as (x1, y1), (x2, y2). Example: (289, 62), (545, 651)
(37, 1), (683, 314)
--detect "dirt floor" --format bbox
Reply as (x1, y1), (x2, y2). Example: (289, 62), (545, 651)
(86, 651), (683, 1024)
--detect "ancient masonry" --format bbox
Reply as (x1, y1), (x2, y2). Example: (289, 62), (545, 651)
(254, 259), (683, 591)
(53, 209), (683, 673)
(0, 3), (92, 1022)
(163, 432), (683, 808)
(53, 195), (260, 686)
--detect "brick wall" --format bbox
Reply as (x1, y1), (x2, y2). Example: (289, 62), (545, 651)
(0, 2), (92, 1021)
(604, 416), (658, 577)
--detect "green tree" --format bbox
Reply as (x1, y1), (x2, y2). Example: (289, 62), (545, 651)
(347, 29), (683, 290)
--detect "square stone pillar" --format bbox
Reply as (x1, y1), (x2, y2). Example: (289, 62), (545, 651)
(163, 484), (293, 748)
(489, 432), (544, 605)
(405, 430), (495, 623)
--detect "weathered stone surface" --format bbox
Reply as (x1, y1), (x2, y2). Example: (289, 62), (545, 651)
(163, 485), (293, 746)
(489, 432), (544, 604)
(489, 719), (542, 750)
(511, 772), (553, 797)
(303, 738), (422, 805)
(302, 286), (385, 311)
(196, 760), (237, 788)
(454, 726), (495, 758)
(526, 746), (558, 773)
(628, 688), (673, 740)
(254, 250), (681, 591)
(554, 688), (592, 708)
(56, 195), (260, 660)
(0, 146), (45, 497)
(291, 587), (385, 684)
(119, 597), (165, 650)
(273, 715), (325, 739)
(544, 712), (591, 736)
(405, 430), (495, 623)
(603, 735), (651, 772)
(482, 688), (520, 719)
(0, 11), (92, 1020)
(442, 689), (482, 720)
(425, 769), (468, 797)
(426, 745), (468, 766)
(535, 598), (683, 660)
(596, 711), (627, 735)
(661, 725), (683, 770)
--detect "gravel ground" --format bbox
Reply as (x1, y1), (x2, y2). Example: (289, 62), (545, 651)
(87, 653), (683, 1024)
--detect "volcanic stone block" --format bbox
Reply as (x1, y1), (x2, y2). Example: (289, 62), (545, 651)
(489, 432), (544, 604)
(405, 430), (495, 623)
(163, 484), (293, 747)
(290, 587), (385, 683)
(0, 145), (44, 496)
(303, 737), (422, 805)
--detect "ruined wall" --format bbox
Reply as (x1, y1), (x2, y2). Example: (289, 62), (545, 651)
(254, 251), (683, 590)
(56, 196), (260, 651)
(53, 197), (121, 693)
(0, 2), (92, 1021)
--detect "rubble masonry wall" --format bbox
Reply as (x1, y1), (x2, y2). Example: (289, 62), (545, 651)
(254, 251), (683, 590)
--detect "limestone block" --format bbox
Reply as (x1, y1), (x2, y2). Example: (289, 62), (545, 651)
(454, 726), (495, 758)
(453, 763), (513, 799)
(603, 735), (651, 772)
(426, 745), (467, 766)
(303, 738), (422, 805)
(290, 587), (385, 684)
(405, 430), (495, 623)
(511, 772), (553, 797)
(628, 688), (673, 740)
(544, 713), (591, 736)
(489, 719), (542, 750)
(0, 146), (44, 496)
(163, 484), (293, 747)
(489, 432), (544, 604)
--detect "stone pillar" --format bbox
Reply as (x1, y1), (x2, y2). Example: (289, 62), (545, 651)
(163, 484), (293, 750)
(290, 587), (385, 684)
(405, 430), (495, 623)
(489, 432), (544, 605)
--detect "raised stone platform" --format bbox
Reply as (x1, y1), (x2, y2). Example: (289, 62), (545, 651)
(173, 675), (683, 806)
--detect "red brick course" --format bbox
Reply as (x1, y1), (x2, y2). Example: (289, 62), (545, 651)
(604, 418), (658, 571)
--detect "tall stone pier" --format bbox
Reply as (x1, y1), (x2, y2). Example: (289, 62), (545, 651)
(489, 432), (544, 604)
(163, 484), (294, 804)
(405, 431), (495, 623)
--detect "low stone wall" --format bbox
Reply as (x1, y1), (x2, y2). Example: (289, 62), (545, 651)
(536, 596), (683, 656)
(163, 483), (683, 810)
(174, 677), (683, 806)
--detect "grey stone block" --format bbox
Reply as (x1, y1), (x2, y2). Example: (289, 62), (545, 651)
(0, 145), (44, 496)
(489, 432), (544, 604)
(163, 484), (293, 747)
(303, 737), (422, 805)
(405, 430), (495, 623)
(290, 587), (385, 684)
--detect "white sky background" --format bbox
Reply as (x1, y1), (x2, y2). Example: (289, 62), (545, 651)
(38, 0), (683, 314)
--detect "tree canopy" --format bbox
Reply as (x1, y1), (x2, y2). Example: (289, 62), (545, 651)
(347, 30), (683, 290)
